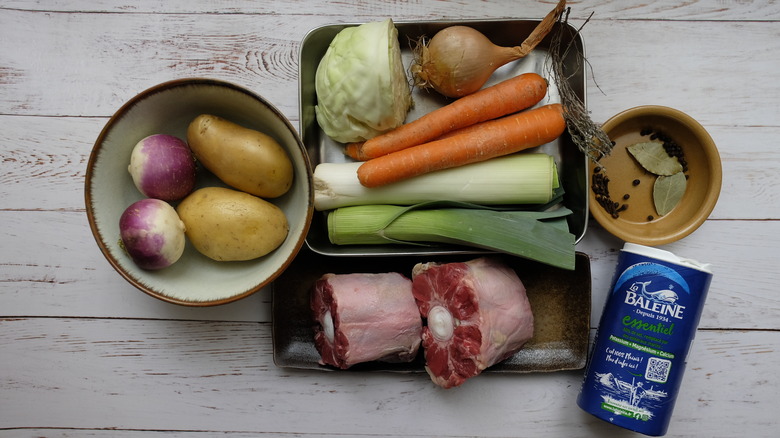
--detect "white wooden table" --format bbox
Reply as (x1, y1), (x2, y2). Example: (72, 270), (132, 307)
(2, 1), (778, 436)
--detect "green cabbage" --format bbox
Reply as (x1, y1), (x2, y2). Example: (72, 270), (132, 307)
(314, 19), (412, 144)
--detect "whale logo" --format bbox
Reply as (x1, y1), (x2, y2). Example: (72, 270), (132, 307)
(613, 262), (690, 296)
(630, 281), (679, 305)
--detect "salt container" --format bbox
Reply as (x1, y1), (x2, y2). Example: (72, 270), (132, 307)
(577, 243), (713, 436)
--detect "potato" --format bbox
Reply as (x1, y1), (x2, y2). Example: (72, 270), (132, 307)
(187, 114), (294, 198)
(176, 187), (289, 262)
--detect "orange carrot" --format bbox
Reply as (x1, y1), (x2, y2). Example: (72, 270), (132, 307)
(345, 72), (549, 161)
(344, 142), (364, 160)
(356, 103), (565, 188)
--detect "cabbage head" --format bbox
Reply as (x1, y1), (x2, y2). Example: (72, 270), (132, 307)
(315, 19), (412, 144)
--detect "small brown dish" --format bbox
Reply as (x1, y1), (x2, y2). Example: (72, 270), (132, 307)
(588, 105), (722, 246)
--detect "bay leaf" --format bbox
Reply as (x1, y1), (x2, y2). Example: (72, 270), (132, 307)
(653, 171), (687, 216)
(627, 141), (683, 176)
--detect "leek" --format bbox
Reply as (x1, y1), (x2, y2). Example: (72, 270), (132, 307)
(314, 153), (559, 211)
(327, 202), (575, 270)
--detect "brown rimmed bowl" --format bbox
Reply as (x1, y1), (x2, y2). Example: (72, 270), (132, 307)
(85, 78), (314, 306)
(588, 105), (722, 246)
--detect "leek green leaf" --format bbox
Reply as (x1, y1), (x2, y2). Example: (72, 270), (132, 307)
(327, 203), (576, 270)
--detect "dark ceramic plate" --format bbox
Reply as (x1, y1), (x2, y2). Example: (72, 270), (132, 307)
(272, 249), (591, 373)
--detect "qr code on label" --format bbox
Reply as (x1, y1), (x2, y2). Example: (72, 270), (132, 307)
(646, 357), (672, 383)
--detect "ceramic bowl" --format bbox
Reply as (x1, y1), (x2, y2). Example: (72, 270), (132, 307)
(588, 105), (722, 246)
(85, 78), (314, 306)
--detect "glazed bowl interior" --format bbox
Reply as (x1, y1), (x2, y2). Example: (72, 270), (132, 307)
(85, 78), (314, 306)
(588, 105), (722, 246)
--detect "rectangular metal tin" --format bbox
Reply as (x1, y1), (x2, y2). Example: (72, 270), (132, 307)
(272, 249), (591, 373)
(298, 19), (588, 256)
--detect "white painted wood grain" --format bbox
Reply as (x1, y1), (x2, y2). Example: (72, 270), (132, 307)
(579, 221), (780, 330)
(0, 318), (777, 437)
(0, 209), (273, 322)
(0, 10), (305, 118)
(2, 8), (779, 129)
(4, 0), (780, 21)
(2, 116), (776, 220)
(0, 1), (778, 436)
(1, 211), (778, 329)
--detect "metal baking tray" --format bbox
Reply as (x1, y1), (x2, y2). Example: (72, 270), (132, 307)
(298, 19), (588, 256)
(272, 248), (591, 373)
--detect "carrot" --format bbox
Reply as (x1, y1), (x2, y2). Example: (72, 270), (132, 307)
(345, 72), (549, 161)
(356, 103), (566, 188)
(344, 142), (365, 160)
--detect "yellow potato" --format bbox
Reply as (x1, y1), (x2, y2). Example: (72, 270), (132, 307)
(187, 114), (294, 198)
(177, 187), (289, 262)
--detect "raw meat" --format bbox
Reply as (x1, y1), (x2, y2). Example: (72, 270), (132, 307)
(311, 272), (422, 369)
(412, 257), (534, 388)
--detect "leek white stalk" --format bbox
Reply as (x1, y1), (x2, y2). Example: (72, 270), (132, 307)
(314, 153), (558, 211)
(327, 203), (575, 270)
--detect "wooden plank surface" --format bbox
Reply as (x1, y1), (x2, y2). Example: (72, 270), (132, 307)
(1, 1), (778, 436)
(1, 211), (777, 331)
(1, 318), (776, 437)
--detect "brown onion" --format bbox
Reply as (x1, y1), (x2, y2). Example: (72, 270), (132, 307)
(411, 0), (566, 98)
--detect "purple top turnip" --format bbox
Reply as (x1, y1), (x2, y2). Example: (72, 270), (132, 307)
(119, 198), (186, 270)
(128, 134), (197, 201)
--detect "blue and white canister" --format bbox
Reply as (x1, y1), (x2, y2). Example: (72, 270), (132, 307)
(577, 243), (713, 436)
